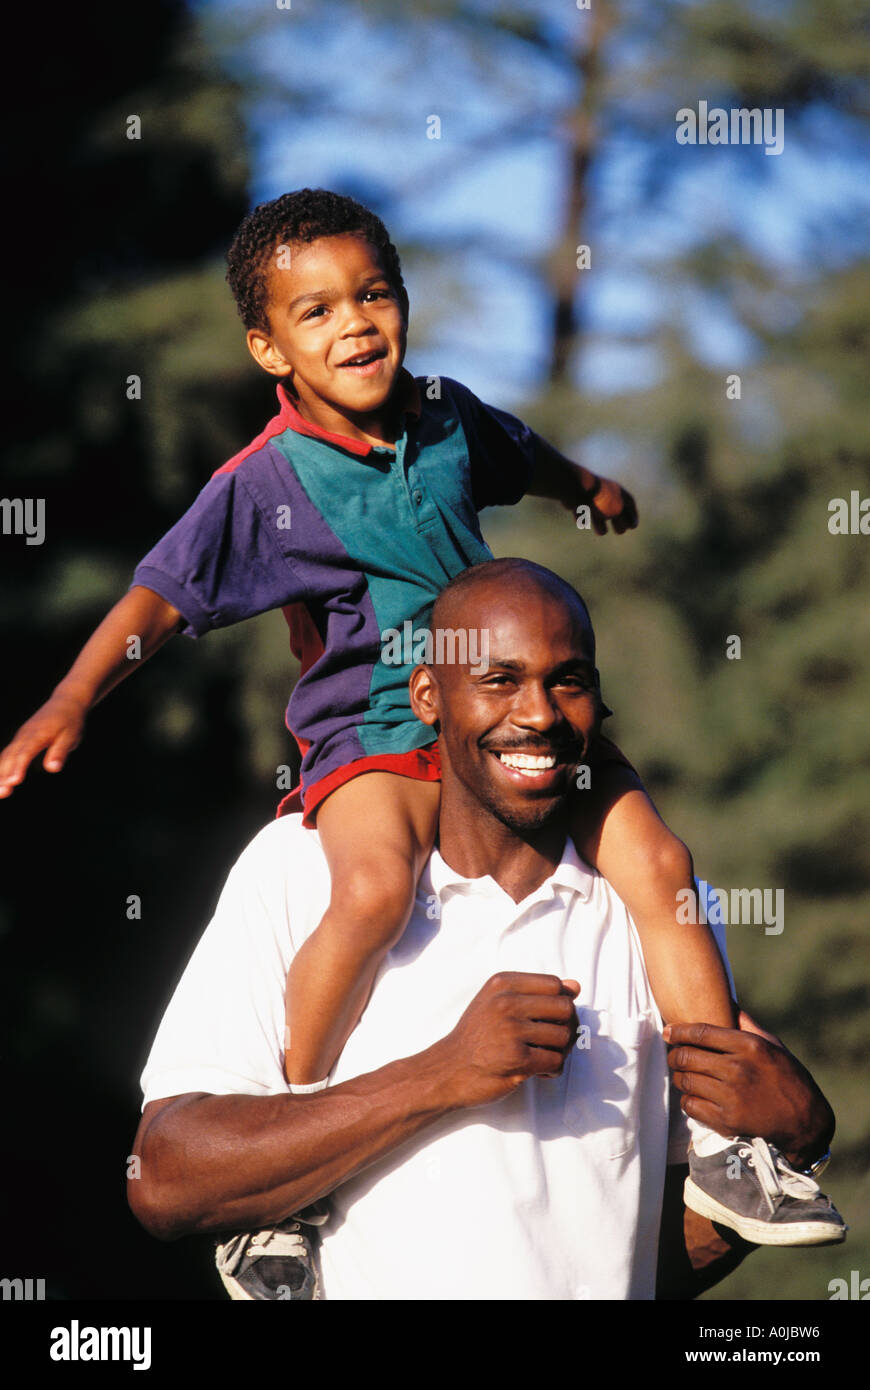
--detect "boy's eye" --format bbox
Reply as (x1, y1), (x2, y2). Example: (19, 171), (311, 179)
(301, 289), (389, 320)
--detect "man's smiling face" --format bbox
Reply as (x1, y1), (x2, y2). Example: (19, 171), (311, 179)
(415, 573), (603, 834)
(247, 233), (407, 440)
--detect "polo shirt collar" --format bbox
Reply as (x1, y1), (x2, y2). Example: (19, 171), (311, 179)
(426, 835), (595, 905)
(275, 369), (421, 457)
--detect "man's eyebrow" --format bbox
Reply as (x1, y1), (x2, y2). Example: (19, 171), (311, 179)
(480, 656), (595, 676)
(550, 658), (596, 679)
(483, 657), (525, 672)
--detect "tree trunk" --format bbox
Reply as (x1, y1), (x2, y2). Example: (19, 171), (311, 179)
(548, 2), (611, 389)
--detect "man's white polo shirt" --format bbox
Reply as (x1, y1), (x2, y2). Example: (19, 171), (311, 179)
(140, 815), (694, 1301)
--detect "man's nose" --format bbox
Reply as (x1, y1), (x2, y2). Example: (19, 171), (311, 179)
(512, 682), (562, 732)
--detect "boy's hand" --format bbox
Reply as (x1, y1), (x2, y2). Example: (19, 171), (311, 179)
(575, 474), (638, 536)
(0, 587), (182, 801)
(0, 692), (87, 797)
(528, 439), (638, 535)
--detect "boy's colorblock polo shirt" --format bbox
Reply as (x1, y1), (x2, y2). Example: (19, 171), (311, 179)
(132, 373), (540, 808)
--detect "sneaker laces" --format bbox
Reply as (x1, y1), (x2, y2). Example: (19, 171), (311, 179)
(216, 1222), (308, 1276)
(246, 1224), (309, 1258)
(737, 1138), (821, 1214)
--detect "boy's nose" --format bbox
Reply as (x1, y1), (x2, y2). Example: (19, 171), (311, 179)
(338, 302), (375, 337)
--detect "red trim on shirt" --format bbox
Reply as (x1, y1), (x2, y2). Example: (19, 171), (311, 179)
(282, 602), (324, 675)
(212, 409), (289, 475)
(213, 370), (422, 475)
(276, 742), (442, 827)
(273, 387), (370, 457)
(274, 371), (422, 456)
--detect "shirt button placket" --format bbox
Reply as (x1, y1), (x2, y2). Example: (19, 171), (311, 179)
(393, 435), (415, 520)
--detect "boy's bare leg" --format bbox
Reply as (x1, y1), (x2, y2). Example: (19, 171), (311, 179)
(284, 772), (440, 1086)
(571, 764), (847, 1246)
(570, 764), (735, 1030)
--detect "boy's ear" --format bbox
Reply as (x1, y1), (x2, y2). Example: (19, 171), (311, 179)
(246, 326), (293, 379)
(409, 665), (440, 728)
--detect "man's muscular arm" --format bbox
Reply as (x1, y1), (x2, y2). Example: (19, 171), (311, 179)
(656, 1010), (835, 1299)
(128, 973), (579, 1240)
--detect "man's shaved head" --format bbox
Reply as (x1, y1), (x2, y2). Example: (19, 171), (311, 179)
(430, 558), (595, 658)
(410, 558), (603, 840)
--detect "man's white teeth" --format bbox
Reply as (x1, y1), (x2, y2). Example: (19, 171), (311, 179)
(498, 752), (556, 771)
(344, 352), (378, 365)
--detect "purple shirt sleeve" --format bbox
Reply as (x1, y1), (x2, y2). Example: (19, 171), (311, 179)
(447, 381), (540, 509)
(131, 468), (306, 637)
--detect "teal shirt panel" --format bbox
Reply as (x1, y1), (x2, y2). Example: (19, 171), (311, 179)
(270, 381), (499, 755)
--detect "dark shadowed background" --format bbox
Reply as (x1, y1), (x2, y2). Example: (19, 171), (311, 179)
(1, 0), (867, 1300)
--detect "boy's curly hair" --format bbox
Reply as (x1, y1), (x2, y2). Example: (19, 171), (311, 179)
(226, 188), (408, 333)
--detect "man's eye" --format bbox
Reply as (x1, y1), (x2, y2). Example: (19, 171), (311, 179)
(362, 289), (389, 302)
(303, 305), (328, 320)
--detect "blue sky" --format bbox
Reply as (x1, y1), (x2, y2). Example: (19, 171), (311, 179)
(195, 0), (870, 408)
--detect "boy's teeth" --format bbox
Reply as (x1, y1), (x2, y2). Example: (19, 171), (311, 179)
(498, 752), (557, 770)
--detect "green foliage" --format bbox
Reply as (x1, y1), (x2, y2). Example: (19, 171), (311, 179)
(2, 0), (867, 1301)
(489, 252), (870, 1297)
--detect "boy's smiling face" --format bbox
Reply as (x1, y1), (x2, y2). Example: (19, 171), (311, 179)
(247, 233), (408, 445)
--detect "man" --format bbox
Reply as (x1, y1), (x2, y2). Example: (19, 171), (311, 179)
(128, 558), (836, 1299)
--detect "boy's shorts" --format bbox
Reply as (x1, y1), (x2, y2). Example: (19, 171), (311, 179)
(277, 735), (633, 830)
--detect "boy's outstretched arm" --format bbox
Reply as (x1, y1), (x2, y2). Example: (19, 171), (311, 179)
(526, 435), (638, 535)
(0, 585), (182, 796)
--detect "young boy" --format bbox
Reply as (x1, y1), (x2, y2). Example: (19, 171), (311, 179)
(0, 190), (844, 1297)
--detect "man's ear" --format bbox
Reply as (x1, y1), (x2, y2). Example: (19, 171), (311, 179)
(246, 326), (293, 380)
(594, 668), (613, 721)
(409, 664), (440, 727)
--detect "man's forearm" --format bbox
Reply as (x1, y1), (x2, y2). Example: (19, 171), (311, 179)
(130, 971), (580, 1242)
(131, 1041), (463, 1240)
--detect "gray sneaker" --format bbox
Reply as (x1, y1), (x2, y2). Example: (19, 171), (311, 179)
(215, 1209), (326, 1300)
(684, 1137), (847, 1246)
